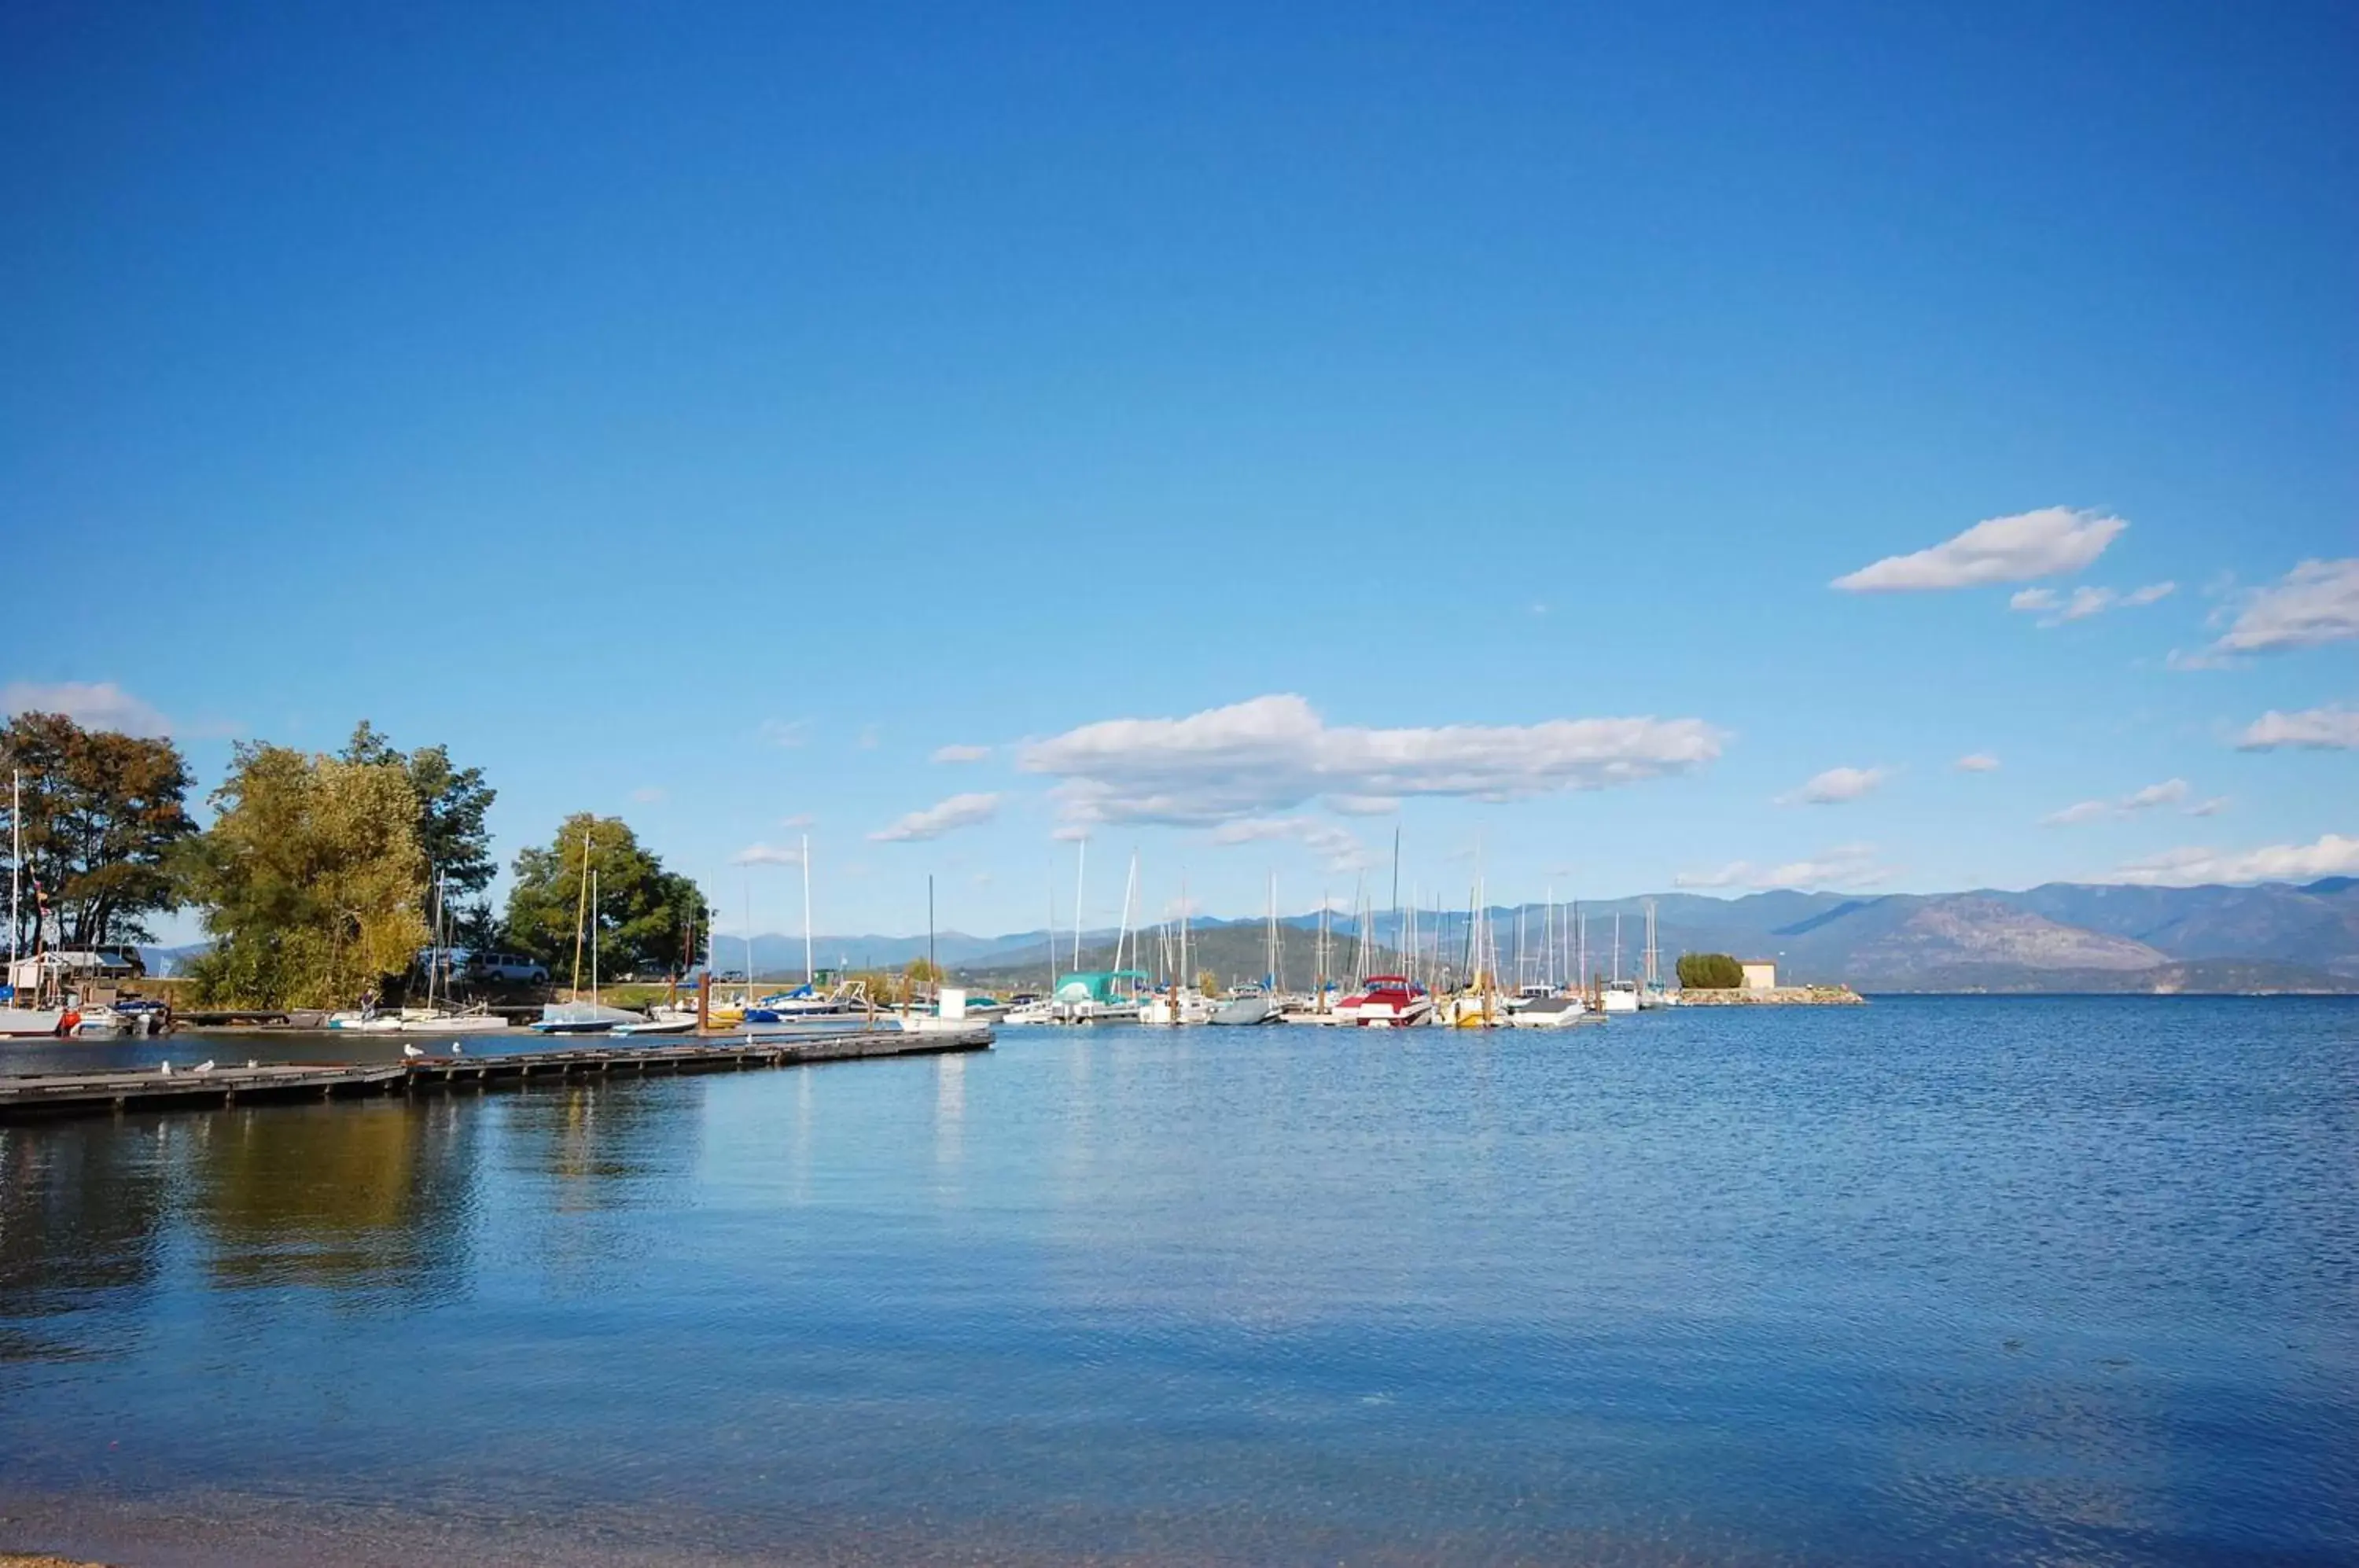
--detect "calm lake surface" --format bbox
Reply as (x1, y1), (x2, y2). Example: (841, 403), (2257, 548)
(2, 998), (2354, 1566)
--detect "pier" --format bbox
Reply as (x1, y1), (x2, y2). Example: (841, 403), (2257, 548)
(0, 1028), (991, 1123)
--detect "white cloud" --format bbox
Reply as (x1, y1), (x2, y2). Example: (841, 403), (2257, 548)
(1776, 765), (1890, 806)
(780, 813), (815, 829)
(930, 743), (991, 764)
(856, 723), (883, 750)
(1017, 694), (1724, 830)
(1209, 815), (1372, 872)
(1674, 842), (1893, 890)
(630, 786), (667, 804)
(2, 680), (173, 738)
(2008, 581), (2175, 628)
(1323, 793), (1400, 816)
(2237, 704), (2359, 751)
(1831, 507), (2126, 592)
(2109, 833), (2359, 887)
(2044, 778), (2211, 826)
(731, 841), (807, 867)
(2122, 778), (2190, 812)
(1955, 753), (2002, 773)
(2210, 559), (2359, 655)
(869, 792), (1001, 843)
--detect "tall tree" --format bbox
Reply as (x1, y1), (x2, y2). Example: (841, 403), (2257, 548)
(340, 722), (498, 901)
(180, 744), (430, 1007)
(506, 814), (708, 986)
(0, 711), (197, 951)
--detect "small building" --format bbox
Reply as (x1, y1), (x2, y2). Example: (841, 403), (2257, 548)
(1740, 960), (1777, 991)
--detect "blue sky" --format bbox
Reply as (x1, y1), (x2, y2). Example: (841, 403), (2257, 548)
(4, 0), (2353, 940)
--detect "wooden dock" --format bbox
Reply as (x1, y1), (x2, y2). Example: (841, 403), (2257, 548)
(0, 1029), (991, 1123)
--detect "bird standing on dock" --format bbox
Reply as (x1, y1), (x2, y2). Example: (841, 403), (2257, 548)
(402, 1043), (425, 1059)
(450, 1041), (464, 1055)
(193, 1060), (215, 1074)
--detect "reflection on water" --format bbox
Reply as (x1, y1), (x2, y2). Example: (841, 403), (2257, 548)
(0, 1000), (2353, 1566)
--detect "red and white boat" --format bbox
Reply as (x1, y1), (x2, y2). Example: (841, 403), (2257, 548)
(1332, 974), (1433, 1028)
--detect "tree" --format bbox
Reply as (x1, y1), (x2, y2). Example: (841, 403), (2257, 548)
(340, 722), (497, 908)
(0, 711), (197, 951)
(1676, 951), (1744, 989)
(180, 744), (431, 1007)
(505, 814), (708, 987)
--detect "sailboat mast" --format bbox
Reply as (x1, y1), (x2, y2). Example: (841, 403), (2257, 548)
(802, 834), (814, 985)
(569, 829), (591, 999)
(9, 770), (19, 970)
(591, 867), (600, 1004)
(1073, 839), (1086, 973)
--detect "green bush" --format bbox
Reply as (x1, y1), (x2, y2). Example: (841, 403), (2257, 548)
(1676, 951), (1744, 989)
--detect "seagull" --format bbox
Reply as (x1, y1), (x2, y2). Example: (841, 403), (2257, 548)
(402, 1043), (425, 1059)
(449, 1041), (464, 1055)
(193, 1060), (215, 1074)
(246, 1060), (258, 1069)
(159, 1060), (171, 1076)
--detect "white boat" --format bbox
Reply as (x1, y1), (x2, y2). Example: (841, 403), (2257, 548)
(1333, 975), (1434, 1027)
(327, 1010), (407, 1032)
(0, 1006), (67, 1037)
(1209, 988), (1282, 1026)
(1599, 981), (1641, 1014)
(68, 1004), (130, 1038)
(1506, 995), (1601, 1029)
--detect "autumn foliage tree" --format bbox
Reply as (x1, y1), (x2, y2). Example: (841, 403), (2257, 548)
(0, 711), (197, 951)
(180, 744), (430, 1007)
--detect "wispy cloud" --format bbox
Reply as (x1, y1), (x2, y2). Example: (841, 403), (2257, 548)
(1018, 694), (1724, 830)
(731, 841), (807, 867)
(630, 786), (667, 804)
(2008, 581), (2175, 627)
(930, 743), (991, 764)
(2206, 559), (2359, 656)
(1831, 507), (2125, 592)
(1209, 815), (1373, 872)
(2041, 778), (2210, 826)
(1955, 753), (2002, 773)
(1675, 842), (1893, 890)
(781, 813), (815, 830)
(2109, 833), (2359, 887)
(2236, 703), (2359, 751)
(758, 719), (810, 748)
(1776, 765), (1890, 806)
(2, 680), (174, 738)
(870, 792), (1001, 843)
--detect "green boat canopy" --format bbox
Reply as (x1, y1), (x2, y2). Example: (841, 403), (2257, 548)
(1053, 970), (1150, 1003)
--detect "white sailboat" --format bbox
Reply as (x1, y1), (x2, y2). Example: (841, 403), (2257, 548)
(2, 773), (68, 1037)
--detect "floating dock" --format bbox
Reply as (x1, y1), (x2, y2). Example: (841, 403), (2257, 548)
(0, 1029), (991, 1123)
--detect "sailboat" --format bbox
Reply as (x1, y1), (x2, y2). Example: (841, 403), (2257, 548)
(535, 853), (643, 1034)
(1210, 874), (1285, 1025)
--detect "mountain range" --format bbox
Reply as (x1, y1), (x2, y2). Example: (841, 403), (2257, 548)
(709, 878), (2359, 993)
(131, 878), (2359, 993)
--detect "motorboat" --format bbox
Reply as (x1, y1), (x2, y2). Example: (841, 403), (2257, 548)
(1599, 981), (1642, 1014)
(1506, 995), (1601, 1029)
(1209, 988), (1283, 1026)
(0, 1005), (68, 1037)
(1140, 988), (1215, 1025)
(1333, 975), (1433, 1028)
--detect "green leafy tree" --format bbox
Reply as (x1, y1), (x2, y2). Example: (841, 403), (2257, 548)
(0, 711), (197, 950)
(505, 814), (708, 988)
(340, 722), (497, 905)
(1676, 951), (1745, 989)
(180, 744), (431, 1007)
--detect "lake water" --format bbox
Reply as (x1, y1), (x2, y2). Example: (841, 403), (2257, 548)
(2, 998), (2354, 1566)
